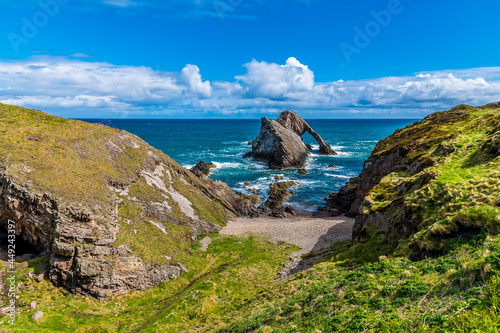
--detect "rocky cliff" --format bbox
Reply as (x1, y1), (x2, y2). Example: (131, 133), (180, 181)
(0, 104), (248, 299)
(245, 110), (335, 169)
(326, 103), (500, 259)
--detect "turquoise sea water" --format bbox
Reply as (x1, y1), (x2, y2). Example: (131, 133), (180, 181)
(85, 119), (417, 212)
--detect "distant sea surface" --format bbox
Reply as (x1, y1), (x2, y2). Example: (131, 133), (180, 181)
(83, 119), (417, 212)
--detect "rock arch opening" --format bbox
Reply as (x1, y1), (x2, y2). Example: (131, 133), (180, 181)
(276, 110), (336, 156)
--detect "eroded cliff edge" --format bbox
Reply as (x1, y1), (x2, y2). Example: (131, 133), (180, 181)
(325, 103), (500, 260)
(0, 104), (251, 300)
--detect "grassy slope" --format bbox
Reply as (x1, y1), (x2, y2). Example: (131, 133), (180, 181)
(0, 103), (229, 267)
(2, 104), (500, 332)
(6, 234), (297, 332)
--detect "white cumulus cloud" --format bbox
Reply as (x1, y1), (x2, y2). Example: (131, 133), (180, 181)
(236, 57), (315, 98)
(181, 64), (212, 98)
(1, 56), (500, 118)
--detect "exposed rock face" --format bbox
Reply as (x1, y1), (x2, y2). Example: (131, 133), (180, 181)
(190, 161), (216, 179)
(248, 117), (310, 169)
(0, 104), (251, 300)
(277, 110), (336, 156)
(324, 177), (359, 216)
(246, 111), (336, 169)
(263, 181), (297, 210)
(210, 180), (261, 217)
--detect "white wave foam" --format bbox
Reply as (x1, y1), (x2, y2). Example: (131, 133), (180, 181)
(325, 174), (351, 179)
(333, 151), (352, 157)
(253, 162), (268, 170)
(213, 162), (242, 169)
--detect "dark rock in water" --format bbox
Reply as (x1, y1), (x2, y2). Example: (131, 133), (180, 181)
(250, 117), (310, 169)
(263, 181), (297, 210)
(327, 164), (337, 168)
(277, 110), (336, 156)
(248, 188), (258, 195)
(298, 169), (308, 175)
(247, 110), (336, 169)
(242, 152), (253, 159)
(190, 161), (216, 179)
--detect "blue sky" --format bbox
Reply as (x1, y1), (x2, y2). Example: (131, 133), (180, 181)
(0, 0), (499, 118)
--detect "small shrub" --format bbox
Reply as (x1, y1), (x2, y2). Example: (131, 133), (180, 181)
(424, 314), (449, 328)
(397, 281), (429, 298)
(369, 297), (384, 309)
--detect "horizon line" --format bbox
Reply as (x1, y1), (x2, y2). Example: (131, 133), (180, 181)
(73, 117), (422, 121)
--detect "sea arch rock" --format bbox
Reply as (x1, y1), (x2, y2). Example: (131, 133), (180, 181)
(245, 110), (336, 169)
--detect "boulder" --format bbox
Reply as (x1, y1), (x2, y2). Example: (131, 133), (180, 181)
(190, 161), (216, 179)
(298, 169), (308, 175)
(32, 311), (44, 321)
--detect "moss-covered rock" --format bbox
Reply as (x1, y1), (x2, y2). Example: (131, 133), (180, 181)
(327, 102), (500, 259)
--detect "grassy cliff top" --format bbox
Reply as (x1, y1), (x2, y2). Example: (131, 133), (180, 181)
(356, 103), (500, 258)
(1, 103), (180, 205)
(0, 104), (233, 265)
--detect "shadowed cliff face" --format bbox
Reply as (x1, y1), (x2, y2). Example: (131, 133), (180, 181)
(246, 110), (336, 169)
(325, 103), (500, 260)
(0, 103), (249, 299)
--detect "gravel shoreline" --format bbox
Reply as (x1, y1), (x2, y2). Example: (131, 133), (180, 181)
(220, 214), (355, 257)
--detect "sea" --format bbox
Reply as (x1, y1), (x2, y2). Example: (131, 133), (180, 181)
(84, 119), (418, 212)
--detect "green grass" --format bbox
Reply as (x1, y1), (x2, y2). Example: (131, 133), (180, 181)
(220, 234), (500, 333)
(4, 232), (500, 332)
(3, 234), (297, 332)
